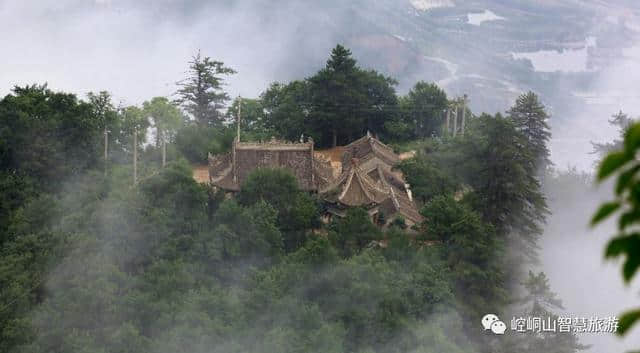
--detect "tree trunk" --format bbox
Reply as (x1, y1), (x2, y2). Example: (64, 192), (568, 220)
(332, 129), (337, 147)
(133, 128), (138, 186)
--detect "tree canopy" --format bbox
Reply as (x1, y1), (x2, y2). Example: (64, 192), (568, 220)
(0, 47), (589, 353)
(175, 51), (236, 127)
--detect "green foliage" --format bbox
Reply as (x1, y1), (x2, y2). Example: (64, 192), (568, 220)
(591, 111), (634, 159)
(214, 199), (284, 262)
(142, 97), (183, 147)
(593, 120), (640, 338)
(238, 168), (320, 252)
(120, 105), (148, 138)
(0, 61), (575, 353)
(0, 85), (101, 191)
(503, 271), (588, 353)
(175, 51), (236, 127)
(400, 81), (448, 139)
(226, 97), (277, 141)
(261, 80), (313, 142)
(507, 91), (552, 170)
(458, 114), (548, 262)
(261, 45), (398, 147)
(306, 45), (398, 147)
(329, 208), (381, 258)
(174, 124), (234, 163)
(420, 196), (506, 321)
(87, 91), (117, 131)
(399, 154), (458, 204)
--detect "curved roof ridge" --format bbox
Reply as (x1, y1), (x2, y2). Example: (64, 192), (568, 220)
(337, 167), (377, 206)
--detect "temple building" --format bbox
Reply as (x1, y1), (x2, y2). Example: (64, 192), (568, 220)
(208, 133), (423, 228)
(208, 137), (334, 192)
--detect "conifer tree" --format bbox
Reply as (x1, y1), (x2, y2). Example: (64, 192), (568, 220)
(514, 272), (588, 353)
(307, 45), (397, 147)
(507, 92), (552, 171)
(462, 114), (548, 260)
(175, 51), (236, 127)
(591, 110), (634, 159)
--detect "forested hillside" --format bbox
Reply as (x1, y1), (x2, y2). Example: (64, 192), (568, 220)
(0, 46), (587, 353)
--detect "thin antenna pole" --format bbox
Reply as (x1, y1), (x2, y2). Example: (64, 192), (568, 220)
(453, 102), (458, 137)
(133, 126), (138, 186)
(446, 108), (451, 136)
(237, 96), (242, 142)
(104, 127), (108, 176)
(461, 94), (467, 136)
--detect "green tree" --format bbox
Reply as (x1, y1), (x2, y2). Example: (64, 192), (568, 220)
(308, 44), (362, 147)
(507, 91), (552, 171)
(420, 196), (506, 325)
(460, 114), (548, 260)
(508, 272), (587, 353)
(307, 45), (397, 147)
(87, 91), (118, 174)
(175, 51), (236, 127)
(143, 97), (183, 167)
(329, 207), (381, 258)
(401, 81), (448, 139)
(359, 69), (398, 137)
(261, 81), (312, 141)
(120, 105), (149, 185)
(226, 97), (275, 141)
(399, 155), (458, 204)
(213, 199), (283, 262)
(238, 168), (320, 252)
(174, 124), (235, 163)
(0, 85), (100, 192)
(592, 121), (640, 339)
(591, 110), (634, 159)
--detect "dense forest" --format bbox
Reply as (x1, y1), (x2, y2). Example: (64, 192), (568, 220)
(1, 45), (607, 353)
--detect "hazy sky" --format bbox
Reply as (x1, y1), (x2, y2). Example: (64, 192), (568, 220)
(0, 0), (339, 105)
(3, 0), (640, 172)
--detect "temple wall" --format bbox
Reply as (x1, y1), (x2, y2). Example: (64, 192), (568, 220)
(235, 148), (315, 190)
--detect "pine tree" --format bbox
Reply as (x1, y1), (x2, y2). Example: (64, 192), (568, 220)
(307, 45), (397, 147)
(308, 44), (361, 147)
(462, 114), (549, 261)
(591, 110), (634, 159)
(175, 51), (236, 127)
(516, 272), (588, 353)
(507, 92), (552, 172)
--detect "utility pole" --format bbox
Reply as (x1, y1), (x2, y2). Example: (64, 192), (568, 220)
(452, 103), (458, 137)
(133, 126), (138, 186)
(236, 96), (242, 142)
(161, 130), (166, 168)
(104, 127), (108, 176)
(446, 108), (451, 136)
(461, 95), (467, 136)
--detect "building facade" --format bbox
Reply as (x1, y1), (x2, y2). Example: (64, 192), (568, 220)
(208, 133), (423, 227)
